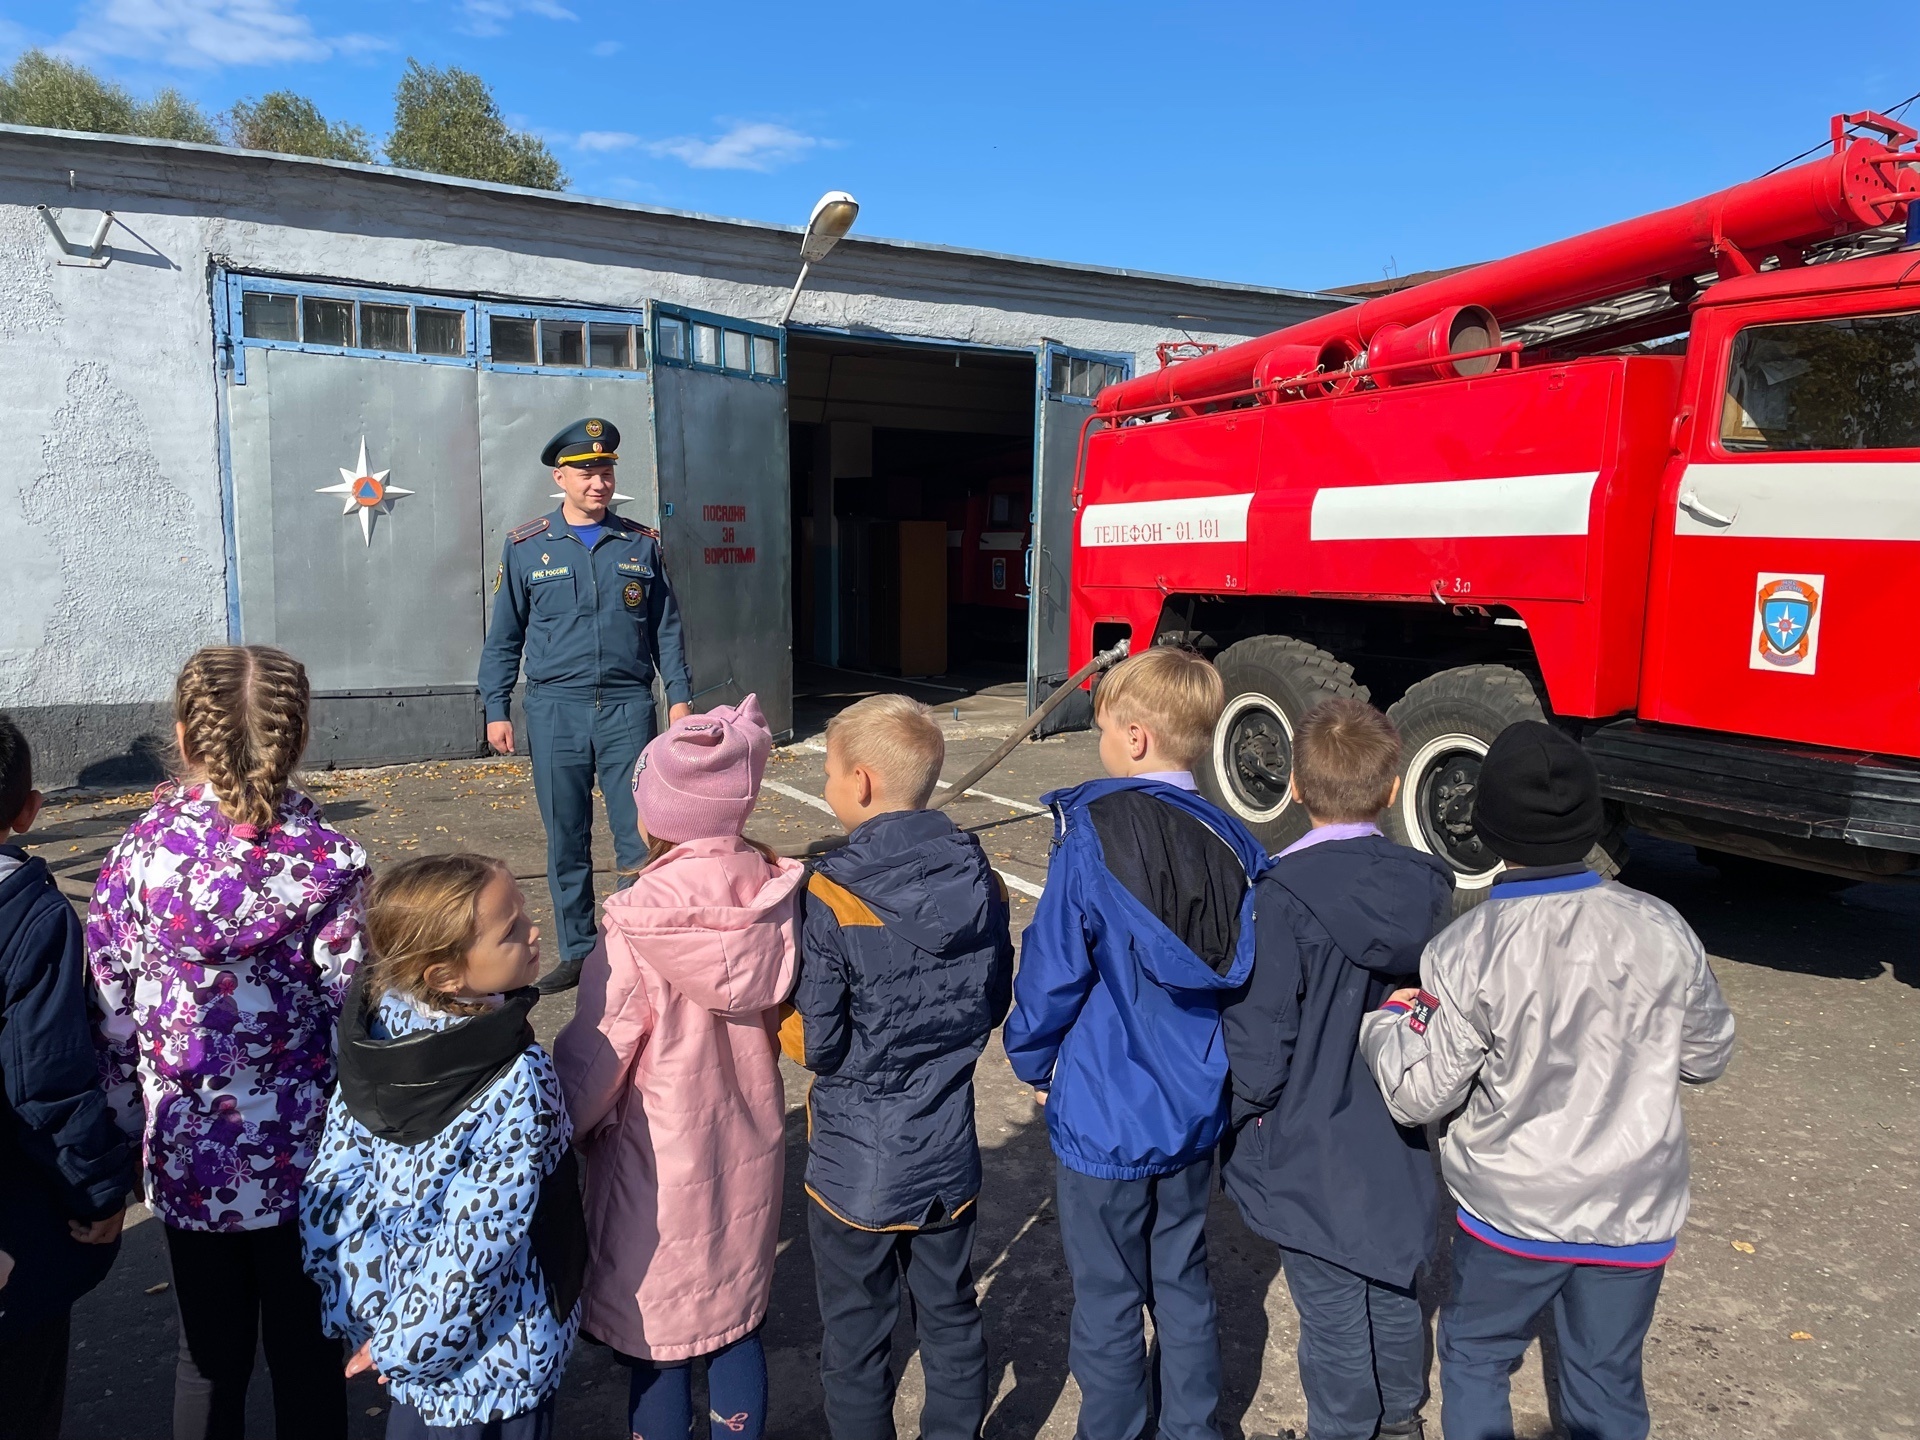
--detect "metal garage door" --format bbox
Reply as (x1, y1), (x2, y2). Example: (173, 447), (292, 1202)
(650, 305), (793, 737)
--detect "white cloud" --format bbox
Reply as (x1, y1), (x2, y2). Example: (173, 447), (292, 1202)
(645, 121), (826, 173)
(591, 38), (620, 56)
(458, 0), (576, 37)
(576, 130), (639, 153)
(60, 0), (378, 68)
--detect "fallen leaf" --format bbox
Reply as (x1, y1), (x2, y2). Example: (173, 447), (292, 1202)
(1790, 1331), (1813, 1341)
(144, 1281), (169, 1295)
(1731, 1240), (1756, 1254)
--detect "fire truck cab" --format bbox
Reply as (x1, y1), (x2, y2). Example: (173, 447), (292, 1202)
(1072, 115), (1920, 894)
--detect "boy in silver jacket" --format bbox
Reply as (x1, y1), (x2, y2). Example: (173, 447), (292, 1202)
(1360, 722), (1735, 1440)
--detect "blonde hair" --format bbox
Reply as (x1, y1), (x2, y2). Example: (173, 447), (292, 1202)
(173, 645), (311, 832)
(1094, 646), (1225, 766)
(364, 853), (507, 1017)
(825, 693), (946, 809)
(1293, 698), (1401, 822)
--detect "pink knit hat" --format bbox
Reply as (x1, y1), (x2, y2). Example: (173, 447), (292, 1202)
(631, 694), (773, 843)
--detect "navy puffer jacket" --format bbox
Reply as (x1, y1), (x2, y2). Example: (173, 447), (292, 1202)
(1221, 834), (1454, 1286)
(789, 809), (1014, 1231)
(0, 845), (137, 1333)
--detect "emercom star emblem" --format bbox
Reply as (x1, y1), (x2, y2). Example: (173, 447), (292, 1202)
(317, 436), (415, 545)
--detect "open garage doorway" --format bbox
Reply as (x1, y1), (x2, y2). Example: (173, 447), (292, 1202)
(787, 333), (1038, 731)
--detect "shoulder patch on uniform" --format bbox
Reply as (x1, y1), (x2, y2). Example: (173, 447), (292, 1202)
(807, 872), (883, 928)
(509, 517), (550, 543)
(614, 515), (660, 537)
(1406, 990), (1439, 1035)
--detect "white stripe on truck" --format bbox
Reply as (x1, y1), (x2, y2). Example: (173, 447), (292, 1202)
(1673, 462), (1920, 541)
(1310, 471), (1601, 541)
(1079, 494), (1254, 547)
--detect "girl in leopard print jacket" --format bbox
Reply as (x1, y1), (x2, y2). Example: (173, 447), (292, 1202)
(301, 854), (585, 1435)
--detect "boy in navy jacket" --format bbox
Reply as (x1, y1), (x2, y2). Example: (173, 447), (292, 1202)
(1221, 699), (1454, 1440)
(0, 714), (136, 1435)
(786, 694), (1014, 1440)
(1004, 647), (1269, 1440)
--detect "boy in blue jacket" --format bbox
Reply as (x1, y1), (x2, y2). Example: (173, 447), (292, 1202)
(1220, 699), (1454, 1440)
(0, 715), (136, 1437)
(1005, 647), (1269, 1440)
(786, 693), (1014, 1440)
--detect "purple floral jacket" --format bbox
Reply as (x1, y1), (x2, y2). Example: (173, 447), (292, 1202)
(87, 783), (369, 1231)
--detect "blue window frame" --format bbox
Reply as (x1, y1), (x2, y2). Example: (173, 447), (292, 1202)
(481, 303), (649, 378)
(653, 303), (785, 384)
(218, 273), (480, 384)
(1043, 342), (1134, 406)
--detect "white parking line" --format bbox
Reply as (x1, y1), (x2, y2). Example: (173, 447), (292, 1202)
(787, 738), (1047, 816)
(759, 778), (1046, 900)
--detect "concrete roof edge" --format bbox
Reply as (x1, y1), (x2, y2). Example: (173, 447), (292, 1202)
(1, 123), (1353, 309)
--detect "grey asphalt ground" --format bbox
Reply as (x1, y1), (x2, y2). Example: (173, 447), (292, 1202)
(25, 719), (1919, 1439)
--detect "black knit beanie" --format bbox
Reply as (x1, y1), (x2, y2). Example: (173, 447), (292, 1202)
(1471, 721), (1603, 867)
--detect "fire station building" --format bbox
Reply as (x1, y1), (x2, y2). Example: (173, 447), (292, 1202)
(0, 124), (1341, 786)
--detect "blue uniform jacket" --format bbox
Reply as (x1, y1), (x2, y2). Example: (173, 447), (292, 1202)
(1220, 834), (1454, 1286)
(789, 809), (1014, 1231)
(478, 509), (693, 724)
(0, 846), (136, 1332)
(1003, 779), (1271, 1180)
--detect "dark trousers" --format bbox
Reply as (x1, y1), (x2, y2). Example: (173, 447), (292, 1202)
(808, 1201), (989, 1440)
(0, 1309), (70, 1440)
(524, 688), (654, 961)
(384, 1395), (554, 1440)
(1438, 1233), (1665, 1440)
(164, 1221), (346, 1440)
(1278, 1247), (1425, 1440)
(627, 1330), (766, 1440)
(1054, 1158), (1222, 1440)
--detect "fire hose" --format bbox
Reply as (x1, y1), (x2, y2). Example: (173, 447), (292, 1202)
(780, 637), (1132, 859)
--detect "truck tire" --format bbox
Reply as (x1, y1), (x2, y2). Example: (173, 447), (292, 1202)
(1200, 635), (1367, 851)
(1386, 666), (1549, 911)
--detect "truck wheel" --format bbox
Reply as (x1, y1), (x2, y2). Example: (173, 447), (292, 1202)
(1385, 666), (1546, 907)
(1200, 635), (1367, 851)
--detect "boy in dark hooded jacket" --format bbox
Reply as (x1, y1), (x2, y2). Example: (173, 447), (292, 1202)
(786, 694), (1014, 1440)
(0, 715), (135, 1438)
(1005, 646), (1270, 1440)
(1222, 698), (1454, 1440)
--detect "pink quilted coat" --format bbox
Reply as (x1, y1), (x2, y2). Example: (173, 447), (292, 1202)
(554, 836), (803, 1361)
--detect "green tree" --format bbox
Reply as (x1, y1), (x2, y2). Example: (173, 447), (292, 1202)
(132, 88), (218, 144)
(0, 50), (216, 143)
(0, 50), (136, 133)
(226, 90), (372, 162)
(385, 60), (565, 190)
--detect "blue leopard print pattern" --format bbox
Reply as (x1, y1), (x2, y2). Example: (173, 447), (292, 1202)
(300, 993), (579, 1427)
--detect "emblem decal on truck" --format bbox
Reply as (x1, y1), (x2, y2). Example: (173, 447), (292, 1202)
(1751, 573), (1823, 674)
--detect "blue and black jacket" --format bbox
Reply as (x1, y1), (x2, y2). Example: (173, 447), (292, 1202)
(786, 808), (1014, 1231)
(0, 845), (136, 1333)
(1004, 778), (1271, 1181)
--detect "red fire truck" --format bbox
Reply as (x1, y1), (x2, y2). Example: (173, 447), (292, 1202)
(1072, 111), (1920, 895)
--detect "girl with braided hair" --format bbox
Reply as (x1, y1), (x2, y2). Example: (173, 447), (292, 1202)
(88, 645), (364, 1440)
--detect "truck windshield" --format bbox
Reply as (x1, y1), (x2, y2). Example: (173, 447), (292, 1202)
(1721, 311), (1920, 452)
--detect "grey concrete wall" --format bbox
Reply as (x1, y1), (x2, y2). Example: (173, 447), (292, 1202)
(0, 125), (1344, 786)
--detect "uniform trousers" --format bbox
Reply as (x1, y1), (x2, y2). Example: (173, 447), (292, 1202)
(808, 1201), (989, 1440)
(1054, 1158), (1223, 1440)
(1277, 1247), (1425, 1440)
(523, 686), (655, 961)
(1438, 1233), (1665, 1440)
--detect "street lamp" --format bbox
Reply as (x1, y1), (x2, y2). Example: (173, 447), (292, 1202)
(778, 190), (859, 326)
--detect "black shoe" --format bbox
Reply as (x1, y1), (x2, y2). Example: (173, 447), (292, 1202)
(535, 959), (583, 994)
(1378, 1419), (1427, 1440)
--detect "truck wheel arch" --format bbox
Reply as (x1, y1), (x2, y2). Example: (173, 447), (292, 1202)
(1199, 635), (1366, 851)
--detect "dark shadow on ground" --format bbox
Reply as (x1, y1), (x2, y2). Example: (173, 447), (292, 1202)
(1617, 832), (1919, 988)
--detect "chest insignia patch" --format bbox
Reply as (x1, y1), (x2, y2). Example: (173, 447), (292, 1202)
(528, 566), (571, 583)
(622, 579), (645, 609)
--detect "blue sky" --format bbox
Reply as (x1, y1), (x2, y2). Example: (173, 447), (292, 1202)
(0, 0), (1909, 292)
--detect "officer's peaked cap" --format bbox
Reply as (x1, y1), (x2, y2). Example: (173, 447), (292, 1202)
(543, 418), (620, 468)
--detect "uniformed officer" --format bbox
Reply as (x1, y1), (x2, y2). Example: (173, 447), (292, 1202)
(479, 417), (693, 993)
